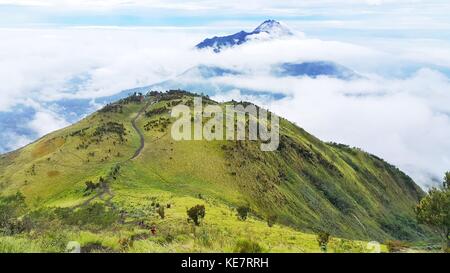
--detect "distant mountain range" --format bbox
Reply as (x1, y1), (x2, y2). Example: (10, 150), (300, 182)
(147, 62), (359, 96)
(275, 61), (360, 80)
(196, 19), (293, 52)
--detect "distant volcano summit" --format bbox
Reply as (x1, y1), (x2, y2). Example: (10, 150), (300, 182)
(196, 19), (293, 53)
(253, 19), (293, 37)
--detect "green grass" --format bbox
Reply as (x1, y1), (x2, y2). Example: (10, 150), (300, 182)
(0, 91), (433, 252)
(0, 236), (42, 253)
(0, 193), (388, 253)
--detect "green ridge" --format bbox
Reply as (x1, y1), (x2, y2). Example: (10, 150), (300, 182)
(0, 90), (430, 252)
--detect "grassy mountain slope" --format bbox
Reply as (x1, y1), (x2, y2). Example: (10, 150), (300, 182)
(0, 90), (428, 252)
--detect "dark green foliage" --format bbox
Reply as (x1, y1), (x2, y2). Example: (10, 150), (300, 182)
(28, 164), (37, 176)
(145, 106), (167, 117)
(236, 205), (250, 221)
(84, 181), (100, 194)
(100, 103), (123, 113)
(444, 172), (450, 189)
(279, 135), (314, 162)
(282, 137), (342, 176)
(331, 239), (365, 253)
(144, 117), (171, 131)
(0, 192), (27, 235)
(316, 153), (342, 176)
(316, 231), (331, 252)
(118, 92), (144, 104)
(157, 206), (165, 219)
(379, 214), (421, 241)
(83, 168), (117, 196)
(107, 164), (121, 180)
(234, 239), (263, 253)
(267, 214), (277, 227)
(55, 203), (119, 229)
(69, 127), (90, 137)
(81, 242), (114, 253)
(39, 229), (70, 252)
(302, 170), (352, 213)
(156, 90), (189, 101)
(75, 122), (127, 150)
(187, 205), (206, 226)
(415, 173), (450, 251)
(327, 142), (351, 150)
(168, 99), (182, 106)
(22, 208), (60, 232)
(385, 240), (409, 253)
(341, 155), (360, 172)
(147, 90), (161, 97)
(93, 122), (127, 143)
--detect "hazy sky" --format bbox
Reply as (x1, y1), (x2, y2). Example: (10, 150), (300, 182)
(1, 1), (450, 33)
(0, 0), (449, 188)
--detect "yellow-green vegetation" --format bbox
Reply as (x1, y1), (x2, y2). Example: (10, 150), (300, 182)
(0, 90), (432, 253)
(0, 193), (385, 253)
(415, 172), (450, 252)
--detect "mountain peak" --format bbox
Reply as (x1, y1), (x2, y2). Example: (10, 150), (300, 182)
(196, 19), (293, 53)
(253, 20), (292, 36)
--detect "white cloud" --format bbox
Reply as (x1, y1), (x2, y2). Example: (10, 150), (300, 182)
(0, 131), (33, 152)
(27, 110), (70, 137)
(0, 27), (206, 110)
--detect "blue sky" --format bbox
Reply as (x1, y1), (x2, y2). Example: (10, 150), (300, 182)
(1, 0), (450, 49)
(1, 1), (449, 30)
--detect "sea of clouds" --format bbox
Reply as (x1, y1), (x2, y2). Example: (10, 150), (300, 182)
(0, 26), (449, 188)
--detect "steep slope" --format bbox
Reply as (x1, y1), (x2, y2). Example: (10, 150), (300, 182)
(0, 90), (427, 244)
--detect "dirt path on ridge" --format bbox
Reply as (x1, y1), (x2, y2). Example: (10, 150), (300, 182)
(75, 99), (156, 208)
(129, 99), (156, 160)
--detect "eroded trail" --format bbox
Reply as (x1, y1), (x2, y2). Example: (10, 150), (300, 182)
(75, 99), (155, 208)
(130, 99), (155, 160)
